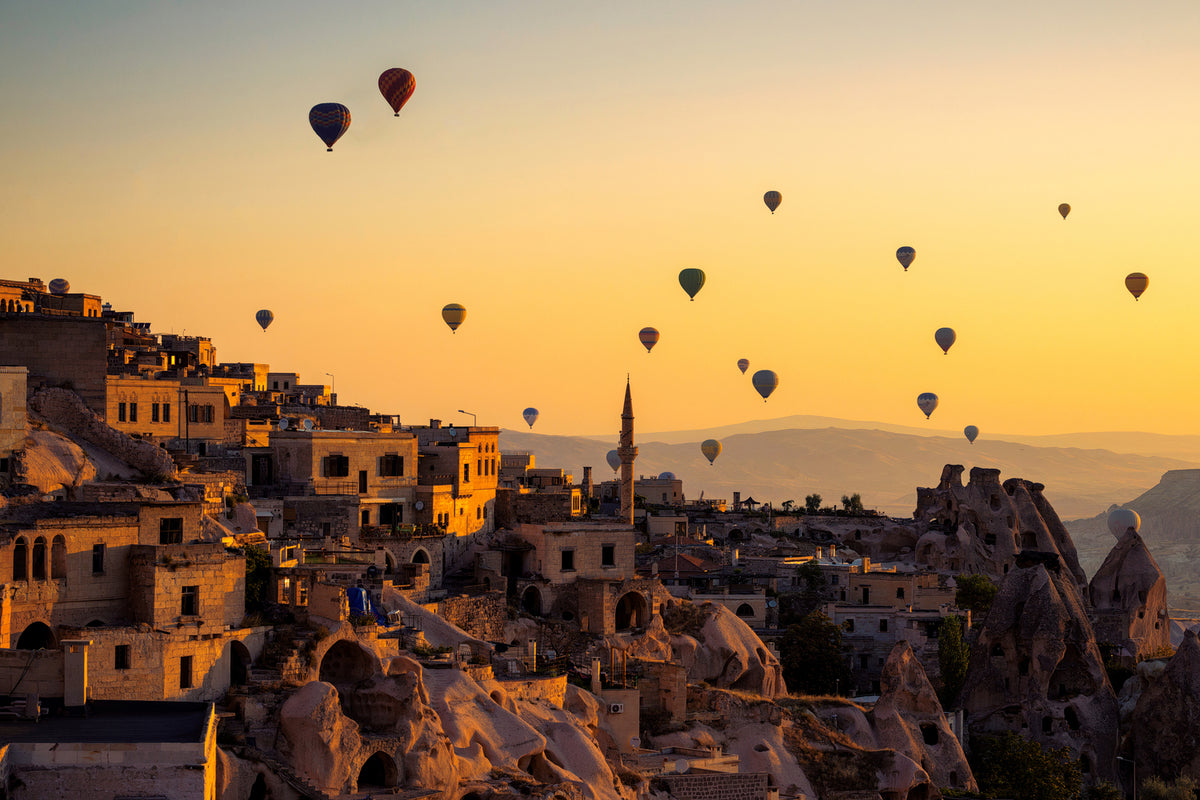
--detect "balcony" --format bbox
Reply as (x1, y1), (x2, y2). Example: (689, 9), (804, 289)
(359, 524), (446, 540)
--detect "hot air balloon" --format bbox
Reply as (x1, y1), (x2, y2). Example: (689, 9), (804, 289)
(896, 246), (916, 271)
(441, 303), (467, 333)
(639, 327), (660, 353)
(737, 358), (750, 374)
(1107, 508), (1140, 538)
(255, 309), (274, 332)
(522, 408), (539, 429)
(309, 103), (351, 151)
(763, 191), (782, 214)
(917, 392), (939, 419)
(964, 425), (979, 444)
(1125, 272), (1149, 300)
(48, 278), (70, 295)
(935, 327), (956, 355)
(678, 268), (706, 301)
(606, 449), (621, 473)
(1058, 203), (1071, 219)
(701, 439), (722, 465)
(378, 68), (416, 116)
(751, 370), (778, 402)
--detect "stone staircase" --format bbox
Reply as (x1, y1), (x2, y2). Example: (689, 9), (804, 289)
(250, 625), (321, 686)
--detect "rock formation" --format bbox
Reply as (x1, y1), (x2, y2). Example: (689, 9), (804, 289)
(667, 601), (786, 698)
(961, 555), (1118, 783)
(1088, 528), (1170, 662)
(1131, 629), (1200, 783)
(912, 465), (1087, 593)
(869, 642), (977, 792)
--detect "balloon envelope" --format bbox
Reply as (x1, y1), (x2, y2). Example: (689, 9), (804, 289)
(701, 439), (722, 465)
(737, 358), (750, 374)
(678, 268), (706, 301)
(638, 327), (660, 353)
(1107, 508), (1140, 538)
(1058, 203), (1071, 219)
(255, 309), (274, 331)
(917, 392), (939, 419)
(48, 278), (70, 295)
(896, 246), (916, 271)
(442, 303), (467, 332)
(309, 103), (351, 151)
(751, 370), (778, 401)
(964, 425), (979, 444)
(935, 327), (957, 355)
(606, 449), (621, 473)
(1125, 272), (1149, 300)
(378, 68), (416, 115)
(522, 408), (539, 429)
(763, 191), (782, 214)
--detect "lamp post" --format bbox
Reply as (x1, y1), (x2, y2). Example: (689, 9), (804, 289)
(325, 372), (335, 403)
(1117, 756), (1135, 800)
(457, 409), (477, 427)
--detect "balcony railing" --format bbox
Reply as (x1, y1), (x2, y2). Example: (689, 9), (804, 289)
(359, 524), (446, 540)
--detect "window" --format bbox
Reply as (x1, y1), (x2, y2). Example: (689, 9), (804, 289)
(561, 549), (575, 572)
(601, 544), (616, 567)
(188, 404), (198, 423)
(118, 402), (127, 422)
(859, 654), (869, 669)
(152, 403), (159, 422)
(358, 470), (368, 494)
(129, 402), (137, 422)
(830, 575), (839, 585)
(162, 403), (170, 422)
(896, 587), (905, 599)
(323, 455), (349, 477)
(379, 454), (404, 477)
(322, 522), (332, 536)
(12, 537), (27, 581)
(181, 585), (199, 616)
(204, 405), (214, 423)
(159, 517), (184, 544)
(879, 619), (888, 632)
(361, 509), (370, 526)
(180, 655), (193, 689)
(476, 507), (481, 519)
(273, 381), (279, 390)
(51, 535), (66, 579)
(463, 463), (470, 482)
(31, 536), (46, 580)
(92, 543), (106, 574)
(115, 645), (131, 670)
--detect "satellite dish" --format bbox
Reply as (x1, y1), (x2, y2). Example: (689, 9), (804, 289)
(277, 419), (289, 430)
(767, 599), (778, 608)
(302, 419), (314, 431)
(415, 500), (425, 511)
(447, 425), (457, 438)
(630, 736), (641, 749)
(675, 759), (689, 774)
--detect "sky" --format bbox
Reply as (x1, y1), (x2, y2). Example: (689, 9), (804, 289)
(3, 2), (1200, 438)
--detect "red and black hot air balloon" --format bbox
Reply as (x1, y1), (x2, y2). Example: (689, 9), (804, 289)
(378, 68), (416, 116)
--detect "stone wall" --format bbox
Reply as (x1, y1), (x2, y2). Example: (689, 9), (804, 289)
(0, 366), (27, 457)
(660, 772), (768, 800)
(494, 673), (567, 707)
(27, 388), (176, 477)
(0, 647), (63, 697)
(0, 316), (108, 412)
(495, 489), (576, 527)
(128, 542), (245, 631)
(432, 591), (507, 642)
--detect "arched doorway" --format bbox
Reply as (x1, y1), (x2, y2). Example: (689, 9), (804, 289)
(412, 548), (430, 564)
(357, 751), (398, 789)
(736, 603), (755, 619)
(230, 641), (252, 687)
(318, 640), (376, 685)
(17, 621), (56, 650)
(615, 592), (648, 631)
(521, 586), (542, 616)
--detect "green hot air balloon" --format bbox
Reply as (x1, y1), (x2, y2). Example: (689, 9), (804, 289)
(701, 439), (722, 465)
(751, 370), (778, 401)
(678, 268), (706, 301)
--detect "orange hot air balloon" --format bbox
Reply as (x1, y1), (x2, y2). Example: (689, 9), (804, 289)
(638, 327), (660, 353)
(378, 68), (416, 116)
(1058, 203), (1071, 219)
(763, 191), (782, 214)
(1125, 272), (1149, 300)
(442, 303), (467, 332)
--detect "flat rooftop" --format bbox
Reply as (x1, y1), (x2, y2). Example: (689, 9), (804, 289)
(0, 700), (210, 744)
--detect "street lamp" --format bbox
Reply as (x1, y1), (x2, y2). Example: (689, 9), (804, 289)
(1117, 756), (1135, 800)
(325, 372), (335, 403)
(457, 409), (477, 427)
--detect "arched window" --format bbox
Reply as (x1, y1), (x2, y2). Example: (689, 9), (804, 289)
(13, 536), (28, 581)
(51, 535), (67, 580)
(31, 536), (47, 580)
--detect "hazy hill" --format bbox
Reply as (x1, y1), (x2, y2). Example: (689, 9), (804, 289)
(499, 426), (1198, 520)
(1064, 469), (1200, 609)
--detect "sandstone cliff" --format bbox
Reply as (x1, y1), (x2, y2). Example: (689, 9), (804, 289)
(1088, 529), (1170, 662)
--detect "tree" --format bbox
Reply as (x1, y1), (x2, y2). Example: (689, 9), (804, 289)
(1141, 776), (1199, 800)
(805, 493), (823, 514)
(1084, 782), (1124, 800)
(937, 616), (969, 708)
(779, 611), (851, 696)
(840, 493), (864, 514)
(779, 562), (826, 626)
(969, 731), (1081, 800)
(244, 545), (272, 611)
(955, 573), (999, 616)
(781, 499), (794, 513)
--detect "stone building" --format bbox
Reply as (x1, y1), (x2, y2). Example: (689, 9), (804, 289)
(0, 366), (27, 481)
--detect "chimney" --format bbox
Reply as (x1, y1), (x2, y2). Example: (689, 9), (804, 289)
(429, 419), (441, 429)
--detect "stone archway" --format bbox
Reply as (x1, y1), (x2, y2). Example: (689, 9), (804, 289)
(521, 585), (542, 616)
(318, 639), (376, 685)
(230, 641), (252, 687)
(16, 621), (56, 650)
(358, 751), (398, 790)
(615, 592), (648, 631)
(412, 548), (430, 564)
(736, 603), (755, 619)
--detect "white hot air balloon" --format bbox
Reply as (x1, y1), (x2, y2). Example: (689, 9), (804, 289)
(1107, 508), (1141, 538)
(606, 449), (621, 473)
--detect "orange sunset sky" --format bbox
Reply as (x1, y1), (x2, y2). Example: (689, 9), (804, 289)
(2, 2), (1199, 437)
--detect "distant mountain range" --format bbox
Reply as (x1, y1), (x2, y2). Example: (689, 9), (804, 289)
(499, 417), (1200, 520)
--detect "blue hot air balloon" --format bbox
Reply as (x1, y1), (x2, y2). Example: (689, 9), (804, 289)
(309, 103), (351, 151)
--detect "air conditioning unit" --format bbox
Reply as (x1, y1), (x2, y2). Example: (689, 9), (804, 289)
(609, 703), (624, 714)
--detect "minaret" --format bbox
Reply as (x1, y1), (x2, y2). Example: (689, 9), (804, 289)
(618, 378), (638, 524)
